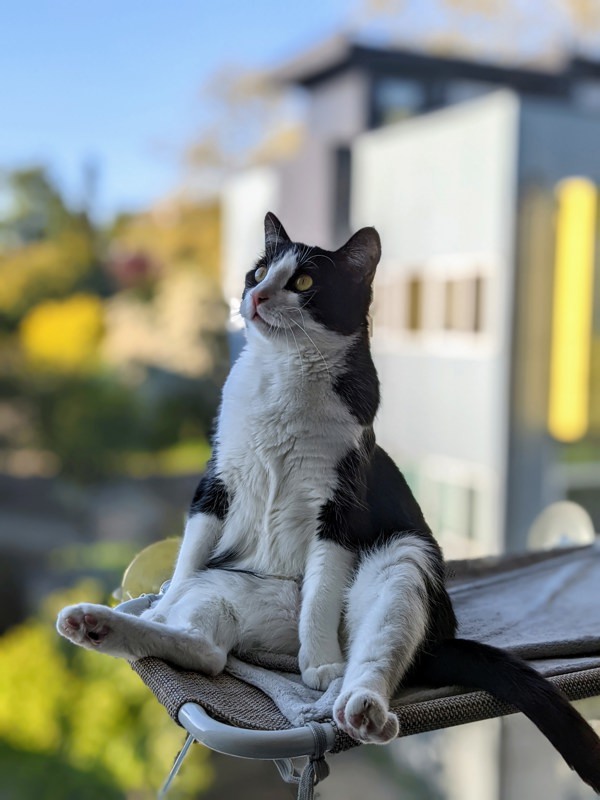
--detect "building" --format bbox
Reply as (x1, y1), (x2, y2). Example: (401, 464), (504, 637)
(223, 38), (600, 559)
(221, 37), (600, 800)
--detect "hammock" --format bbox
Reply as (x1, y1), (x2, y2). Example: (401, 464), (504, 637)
(123, 542), (600, 799)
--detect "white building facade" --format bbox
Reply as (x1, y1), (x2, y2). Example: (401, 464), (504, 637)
(353, 91), (520, 557)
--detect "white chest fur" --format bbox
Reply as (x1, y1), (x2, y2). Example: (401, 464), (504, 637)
(213, 341), (361, 576)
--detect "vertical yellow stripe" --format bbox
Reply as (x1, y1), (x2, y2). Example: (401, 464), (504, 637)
(548, 178), (597, 443)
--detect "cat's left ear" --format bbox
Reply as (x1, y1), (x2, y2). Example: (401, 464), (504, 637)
(337, 227), (381, 283)
(264, 212), (291, 257)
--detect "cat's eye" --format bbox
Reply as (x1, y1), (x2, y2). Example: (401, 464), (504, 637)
(255, 266), (268, 282)
(295, 274), (313, 291)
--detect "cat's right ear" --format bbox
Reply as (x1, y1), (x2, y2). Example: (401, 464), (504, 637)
(264, 212), (291, 257)
(337, 226), (381, 284)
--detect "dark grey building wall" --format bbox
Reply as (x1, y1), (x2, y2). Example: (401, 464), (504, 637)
(505, 100), (600, 550)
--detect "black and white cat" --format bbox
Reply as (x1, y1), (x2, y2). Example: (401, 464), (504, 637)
(58, 214), (600, 790)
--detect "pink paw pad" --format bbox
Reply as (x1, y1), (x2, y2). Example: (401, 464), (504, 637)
(334, 689), (399, 744)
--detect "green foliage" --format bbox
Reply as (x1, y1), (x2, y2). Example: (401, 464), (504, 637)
(0, 741), (123, 800)
(23, 370), (214, 481)
(0, 581), (213, 799)
(0, 168), (104, 330)
(31, 373), (143, 481)
(0, 167), (73, 244)
(110, 200), (222, 284)
(0, 164), (225, 480)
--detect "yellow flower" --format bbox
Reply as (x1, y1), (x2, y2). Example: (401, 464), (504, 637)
(19, 293), (104, 373)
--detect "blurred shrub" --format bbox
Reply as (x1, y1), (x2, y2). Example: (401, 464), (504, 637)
(111, 202), (221, 285)
(0, 580), (213, 799)
(0, 165), (226, 481)
(20, 293), (104, 373)
(0, 231), (97, 327)
(31, 374), (142, 480)
(26, 371), (215, 481)
(0, 168), (105, 330)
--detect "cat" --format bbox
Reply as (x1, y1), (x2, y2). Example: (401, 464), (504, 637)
(58, 213), (600, 790)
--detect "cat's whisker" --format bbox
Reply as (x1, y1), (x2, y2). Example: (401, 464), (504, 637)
(296, 243), (309, 266)
(283, 326), (293, 383)
(285, 319), (305, 386)
(288, 317), (331, 381)
(289, 305), (312, 349)
(316, 253), (336, 268)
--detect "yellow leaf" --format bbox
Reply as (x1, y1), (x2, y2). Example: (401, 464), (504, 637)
(19, 293), (104, 373)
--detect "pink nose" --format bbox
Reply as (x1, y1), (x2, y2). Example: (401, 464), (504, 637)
(253, 291), (268, 310)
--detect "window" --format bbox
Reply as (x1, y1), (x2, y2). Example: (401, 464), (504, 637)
(373, 274), (422, 334)
(372, 259), (490, 340)
(574, 80), (600, 112)
(372, 78), (424, 127)
(422, 476), (488, 557)
(445, 81), (492, 106)
(443, 275), (485, 333)
(332, 146), (352, 244)
(406, 275), (423, 331)
(473, 275), (484, 334)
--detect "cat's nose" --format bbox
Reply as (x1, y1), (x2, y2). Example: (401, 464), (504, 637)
(253, 291), (269, 309)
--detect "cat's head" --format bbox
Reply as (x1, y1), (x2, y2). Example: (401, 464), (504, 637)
(240, 212), (381, 347)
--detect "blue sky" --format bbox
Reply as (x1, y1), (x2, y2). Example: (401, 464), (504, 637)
(0, 0), (353, 219)
(3, 1), (598, 220)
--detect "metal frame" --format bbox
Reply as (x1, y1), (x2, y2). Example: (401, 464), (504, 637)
(158, 704), (336, 797)
(116, 596), (337, 796)
(178, 703), (336, 760)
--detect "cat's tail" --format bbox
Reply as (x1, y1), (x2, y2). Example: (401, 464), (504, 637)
(418, 638), (600, 793)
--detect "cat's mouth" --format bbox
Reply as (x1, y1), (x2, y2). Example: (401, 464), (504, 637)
(252, 309), (280, 333)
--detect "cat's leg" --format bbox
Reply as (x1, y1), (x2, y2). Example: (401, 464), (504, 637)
(333, 534), (442, 744)
(146, 471), (227, 621)
(212, 572), (301, 656)
(57, 602), (229, 673)
(171, 514), (223, 587)
(146, 513), (221, 624)
(298, 538), (355, 690)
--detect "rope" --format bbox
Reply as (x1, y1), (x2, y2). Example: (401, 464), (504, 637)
(272, 722), (330, 800)
(297, 722), (330, 800)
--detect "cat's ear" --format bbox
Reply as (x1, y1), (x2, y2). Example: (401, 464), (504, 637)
(264, 212), (291, 256)
(337, 227), (381, 283)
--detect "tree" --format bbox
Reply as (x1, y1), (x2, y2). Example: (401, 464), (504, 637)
(354, 0), (600, 64)
(0, 168), (102, 329)
(0, 167), (72, 245)
(0, 581), (213, 799)
(184, 68), (303, 193)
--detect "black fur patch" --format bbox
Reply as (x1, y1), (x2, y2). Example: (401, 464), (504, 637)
(293, 246), (372, 335)
(317, 429), (373, 549)
(333, 332), (379, 424)
(205, 547), (239, 569)
(318, 436), (438, 553)
(366, 446), (429, 539)
(189, 461), (230, 520)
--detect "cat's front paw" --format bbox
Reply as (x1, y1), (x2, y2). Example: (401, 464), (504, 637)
(333, 687), (399, 744)
(301, 662), (346, 691)
(57, 604), (112, 650)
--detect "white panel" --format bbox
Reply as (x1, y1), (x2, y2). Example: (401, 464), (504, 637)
(221, 167), (279, 304)
(352, 91), (520, 552)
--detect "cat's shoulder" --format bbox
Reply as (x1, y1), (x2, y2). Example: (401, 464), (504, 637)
(332, 334), (379, 426)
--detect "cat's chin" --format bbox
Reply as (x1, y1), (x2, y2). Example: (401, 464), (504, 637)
(249, 314), (282, 337)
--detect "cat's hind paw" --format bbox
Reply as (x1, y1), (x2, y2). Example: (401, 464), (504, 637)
(57, 604), (113, 650)
(333, 688), (399, 744)
(301, 662), (345, 691)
